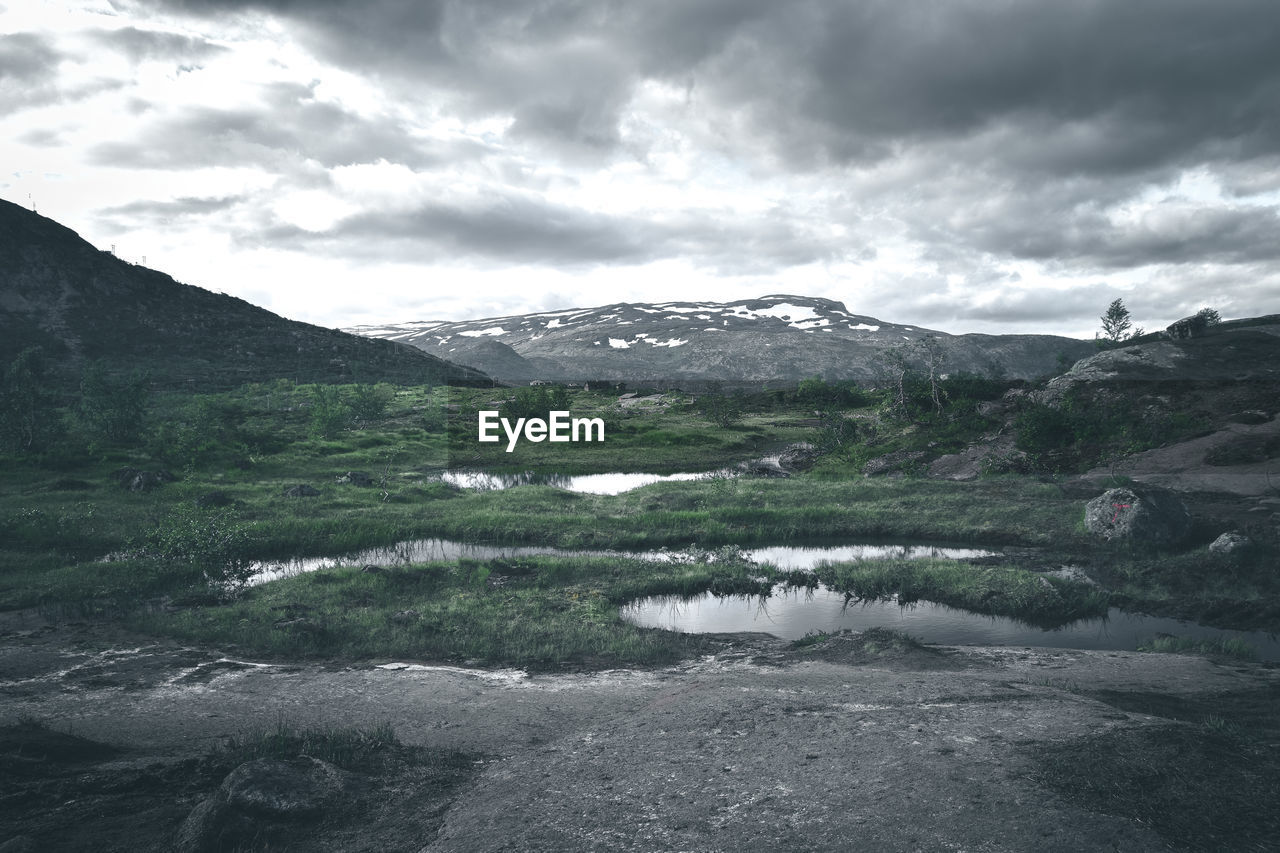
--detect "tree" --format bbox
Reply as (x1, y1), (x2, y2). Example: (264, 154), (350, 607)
(76, 362), (151, 445)
(0, 347), (61, 453)
(1098, 298), (1135, 345)
(1196, 307), (1222, 326)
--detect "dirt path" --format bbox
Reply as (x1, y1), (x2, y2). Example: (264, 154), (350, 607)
(3, 613), (1277, 851)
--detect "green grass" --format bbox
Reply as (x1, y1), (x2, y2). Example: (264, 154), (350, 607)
(216, 717), (404, 769)
(4, 376), (1279, 664)
(132, 554), (770, 669)
(1138, 634), (1257, 660)
(811, 559), (1110, 628)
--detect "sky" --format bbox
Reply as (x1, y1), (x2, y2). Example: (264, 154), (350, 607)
(2, 0), (1278, 338)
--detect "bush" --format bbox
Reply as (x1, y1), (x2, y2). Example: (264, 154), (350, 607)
(309, 385), (351, 438)
(1014, 403), (1077, 452)
(349, 383), (393, 426)
(0, 347), (63, 454)
(133, 504), (254, 591)
(75, 362), (151, 445)
(700, 393), (743, 427)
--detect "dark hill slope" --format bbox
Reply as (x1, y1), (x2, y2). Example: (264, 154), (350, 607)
(0, 199), (489, 389)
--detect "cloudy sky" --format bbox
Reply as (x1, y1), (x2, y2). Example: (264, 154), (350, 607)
(3, 1), (1278, 337)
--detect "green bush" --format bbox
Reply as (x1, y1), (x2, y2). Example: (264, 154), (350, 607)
(75, 362), (152, 445)
(133, 504), (254, 591)
(309, 385), (351, 438)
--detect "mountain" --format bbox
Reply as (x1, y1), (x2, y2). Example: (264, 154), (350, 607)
(0, 199), (489, 389)
(347, 295), (1095, 385)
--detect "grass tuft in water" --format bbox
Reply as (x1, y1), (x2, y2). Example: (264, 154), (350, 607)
(1138, 633), (1256, 660)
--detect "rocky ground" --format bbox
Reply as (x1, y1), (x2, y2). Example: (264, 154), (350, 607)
(3, 612), (1278, 852)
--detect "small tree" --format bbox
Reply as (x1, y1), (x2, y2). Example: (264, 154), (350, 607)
(0, 347), (61, 454)
(309, 385), (351, 438)
(1098, 298), (1133, 345)
(1196, 307), (1222, 325)
(76, 362), (151, 445)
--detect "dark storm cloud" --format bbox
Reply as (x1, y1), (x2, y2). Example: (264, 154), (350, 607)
(0, 32), (125, 114)
(128, 0), (1280, 318)
(0, 32), (63, 112)
(94, 194), (246, 232)
(250, 194), (834, 271)
(86, 26), (228, 63)
(88, 81), (485, 171)
(0, 32), (59, 81)
(135, 0), (1280, 172)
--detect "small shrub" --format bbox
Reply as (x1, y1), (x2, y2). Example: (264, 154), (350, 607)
(132, 504), (254, 591)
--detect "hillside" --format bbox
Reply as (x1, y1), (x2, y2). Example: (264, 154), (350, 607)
(0, 199), (489, 389)
(348, 295), (1094, 385)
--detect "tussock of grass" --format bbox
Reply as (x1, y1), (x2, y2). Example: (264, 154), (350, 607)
(217, 717), (401, 769)
(1138, 633), (1256, 660)
(812, 559), (1110, 628)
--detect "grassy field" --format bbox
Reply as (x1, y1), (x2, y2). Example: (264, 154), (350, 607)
(2, 375), (1276, 666)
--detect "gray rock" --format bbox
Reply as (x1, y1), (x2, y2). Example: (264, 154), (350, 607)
(1083, 487), (1191, 546)
(1209, 532), (1254, 557)
(391, 609), (421, 624)
(1165, 313), (1209, 339)
(174, 796), (242, 853)
(777, 443), (820, 472)
(112, 466), (176, 492)
(862, 450), (928, 477)
(220, 756), (348, 818)
(282, 484), (321, 498)
(738, 459), (789, 478)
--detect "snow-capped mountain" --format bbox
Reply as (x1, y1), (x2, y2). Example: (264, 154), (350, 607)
(346, 295), (1093, 385)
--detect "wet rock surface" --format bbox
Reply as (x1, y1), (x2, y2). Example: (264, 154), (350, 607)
(2, 615), (1278, 851)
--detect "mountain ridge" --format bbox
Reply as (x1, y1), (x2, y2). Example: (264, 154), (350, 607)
(347, 294), (1096, 384)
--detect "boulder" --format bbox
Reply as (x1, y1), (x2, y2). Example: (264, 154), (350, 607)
(391, 609), (421, 625)
(1209, 532), (1254, 558)
(336, 471), (374, 487)
(862, 450), (927, 477)
(175, 757), (349, 852)
(112, 466), (176, 492)
(221, 756), (348, 817)
(777, 443), (820, 472)
(1083, 487), (1191, 545)
(282, 484), (321, 498)
(738, 459), (789, 478)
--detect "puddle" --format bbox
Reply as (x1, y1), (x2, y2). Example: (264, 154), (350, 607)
(621, 584), (1280, 661)
(440, 470), (728, 495)
(248, 540), (995, 584)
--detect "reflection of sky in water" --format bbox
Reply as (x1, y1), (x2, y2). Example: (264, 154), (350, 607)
(247, 539), (995, 585)
(622, 584), (1280, 661)
(440, 470), (724, 495)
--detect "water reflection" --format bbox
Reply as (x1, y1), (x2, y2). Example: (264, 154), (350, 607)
(248, 539), (996, 584)
(622, 583), (1280, 661)
(440, 470), (727, 495)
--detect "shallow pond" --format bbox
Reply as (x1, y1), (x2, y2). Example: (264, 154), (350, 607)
(248, 539), (995, 584)
(621, 584), (1280, 661)
(440, 470), (729, 495)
